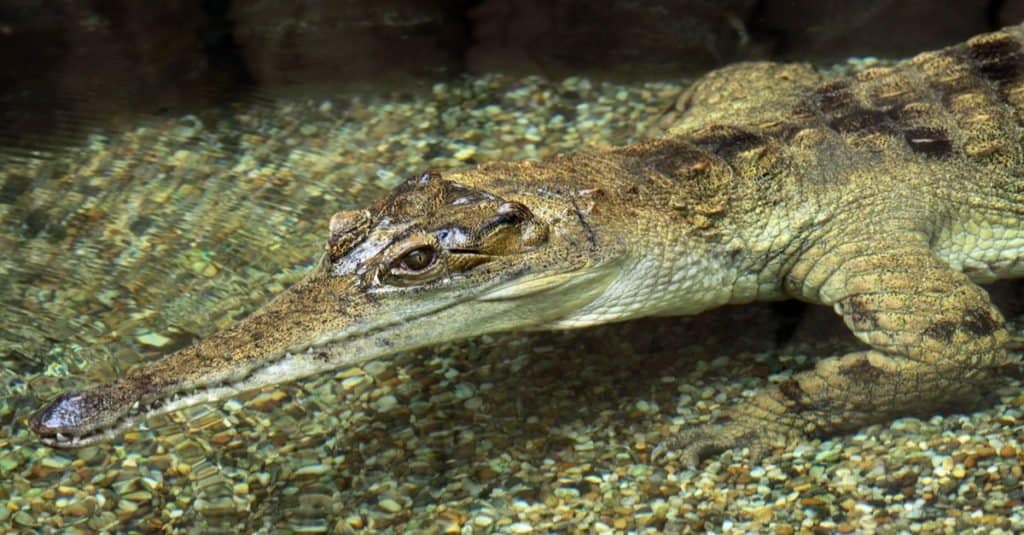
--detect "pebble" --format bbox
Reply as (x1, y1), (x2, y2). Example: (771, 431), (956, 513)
(291, 463), (330, 477)
(0, 454), (19, 472)
(364, 361), (389, 376)
(140, 475), (163, 492)
(40, 455), (71, 470)
(453, 146), (476, 160)
(373, 394), (399, 412)
(136, 331), (171, 348)
(124, 490), (152, 502)
(248, 390), (288, 411)
(341, 375), (366, 391)
(62, 499), (96, 517)
(378, 498), (402, 513)
(117, 499), (139, 514)
(13, 511), (37, 527)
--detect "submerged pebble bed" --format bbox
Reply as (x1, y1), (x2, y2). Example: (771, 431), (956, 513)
(1, 63), (1023, 533)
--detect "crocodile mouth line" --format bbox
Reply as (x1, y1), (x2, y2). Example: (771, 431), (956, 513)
(36, 349), (302, 448)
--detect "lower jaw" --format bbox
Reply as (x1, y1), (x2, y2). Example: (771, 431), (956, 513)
(40, 347), (339, 448)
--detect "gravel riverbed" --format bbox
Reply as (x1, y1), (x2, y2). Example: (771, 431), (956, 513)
(1, 63), (1023, 533)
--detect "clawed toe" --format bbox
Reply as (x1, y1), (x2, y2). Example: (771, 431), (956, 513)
(651, 425), (730, 467)
(653, 420), (794, 467)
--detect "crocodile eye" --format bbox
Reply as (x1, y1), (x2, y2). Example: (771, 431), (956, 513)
(397, 246), (435, 272)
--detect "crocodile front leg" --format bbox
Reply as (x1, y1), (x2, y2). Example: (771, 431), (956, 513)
(667, 229), (1013, 466)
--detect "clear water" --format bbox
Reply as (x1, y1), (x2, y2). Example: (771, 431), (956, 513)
(2, 4), (1022, 532)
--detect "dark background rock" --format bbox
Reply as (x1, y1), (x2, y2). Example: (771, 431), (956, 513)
(231, 0), (473, 89)
(0, 1), (233, 151)
(1000, 0), (1024, 26)
(752, 0), (993, 61)
(0, 0), (1018, 150)
(465, 0), (758, 78)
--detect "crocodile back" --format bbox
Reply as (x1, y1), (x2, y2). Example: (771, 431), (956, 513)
(650, 24), (1024, 211)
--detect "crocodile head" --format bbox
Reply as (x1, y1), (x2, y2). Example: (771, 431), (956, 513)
(30, 166), (624, 448)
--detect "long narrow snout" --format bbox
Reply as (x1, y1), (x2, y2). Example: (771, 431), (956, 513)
(30, 269), (372, 448)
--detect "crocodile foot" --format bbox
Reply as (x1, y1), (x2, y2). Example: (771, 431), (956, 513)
(654, 415), (802, 467)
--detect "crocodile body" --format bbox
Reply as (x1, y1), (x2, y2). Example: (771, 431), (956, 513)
(31, 25), (1024, 464)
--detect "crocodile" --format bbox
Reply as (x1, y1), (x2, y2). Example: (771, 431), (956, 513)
(30, 25), (1024, 465)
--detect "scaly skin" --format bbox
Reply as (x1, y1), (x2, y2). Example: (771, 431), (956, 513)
(31, 25), (1024, 465)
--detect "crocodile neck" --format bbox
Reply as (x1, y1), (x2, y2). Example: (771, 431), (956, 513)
(446, 133), (824, 323)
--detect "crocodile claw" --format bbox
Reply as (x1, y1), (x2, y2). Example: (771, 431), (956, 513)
(653, 418), (796, 467)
